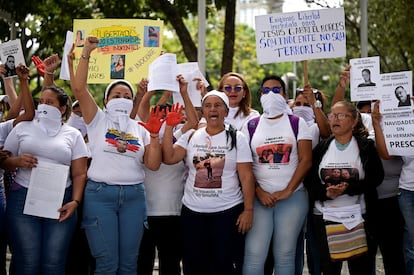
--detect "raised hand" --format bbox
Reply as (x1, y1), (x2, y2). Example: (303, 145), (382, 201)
(138, 106), (165, 134)
(165, 103), (185, 126)
(31, 55), (45, 76)
(16, 64), (30, 80)
(43, 54), (61, 74)
(84, 36), (99, 55)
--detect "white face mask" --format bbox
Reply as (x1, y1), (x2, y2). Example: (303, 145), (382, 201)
(293, 106), (315, 125)
(36, 104), (62, 136)
(106, 98), (133, 133)
(67, 113), (87, 138)
(260, 93), (288, 118)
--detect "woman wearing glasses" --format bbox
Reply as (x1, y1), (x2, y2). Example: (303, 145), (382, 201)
(243, 75), (313, 274)
(217, 72), (259, 131)
(304, 101), (383, 275)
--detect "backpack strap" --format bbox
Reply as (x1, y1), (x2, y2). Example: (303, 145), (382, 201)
(247, 116), (260, 142)
(288, 114), (299, 139)
(247, 114), (299, 142)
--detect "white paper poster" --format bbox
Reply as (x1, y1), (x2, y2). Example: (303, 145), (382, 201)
(255, 8), (346, 64)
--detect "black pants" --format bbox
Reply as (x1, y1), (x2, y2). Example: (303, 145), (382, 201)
(137, 216), (182, 275)
(181, 204), (245, 275)
(371, 196), (405, 275)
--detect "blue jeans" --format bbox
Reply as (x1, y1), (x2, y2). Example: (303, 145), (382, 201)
(399, 188), (414, 275)
(6, 185), (76, 275)
(243, 188), (308, 275)
(82, 180), (146, 275)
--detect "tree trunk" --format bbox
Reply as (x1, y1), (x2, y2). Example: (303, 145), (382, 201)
(221, 0), (236, 75)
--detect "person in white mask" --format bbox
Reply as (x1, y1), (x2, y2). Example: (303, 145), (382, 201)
(72, 36), (163, 274)
(2, 81), (89, 274)
(292, 84), (330, 149)
(242, 75), (312, 274)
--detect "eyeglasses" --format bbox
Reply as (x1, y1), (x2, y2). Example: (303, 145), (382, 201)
(223, 85), (243, 93)
(327, 113), (351, 120)
(261, 86), (282, 94)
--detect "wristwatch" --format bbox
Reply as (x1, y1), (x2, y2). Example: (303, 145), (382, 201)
(314, 100), (322, 109)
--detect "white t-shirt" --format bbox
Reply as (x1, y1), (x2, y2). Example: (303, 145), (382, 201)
(308, 122), (321, 149)
(86, 109), (149, 185)
(226, 107), (259, 131)
(245, 114), (312, 193)
(176, 127), (252, 213)
(144, 127), (186, 216)
(315, 137), (366, 213)
(4, 121), (89, 188)
(400, 156), (414, 191)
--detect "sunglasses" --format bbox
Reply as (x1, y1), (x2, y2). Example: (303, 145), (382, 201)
(223, 85), (243, 93)
(261, 86), (282, 94)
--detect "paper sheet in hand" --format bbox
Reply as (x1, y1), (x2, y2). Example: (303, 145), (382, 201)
(24, 161), (69, 219)
(59, 31), (74, 81)
(173, 62), (209, 107)
(147, 53), (179, 93)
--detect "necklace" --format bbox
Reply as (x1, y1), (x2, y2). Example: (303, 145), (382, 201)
(335, 139), (351, 151)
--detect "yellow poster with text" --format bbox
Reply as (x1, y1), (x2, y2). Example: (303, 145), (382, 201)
(73, 19), (163, 84)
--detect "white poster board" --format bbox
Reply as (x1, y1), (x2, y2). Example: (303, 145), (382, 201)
(350, 56), (380, 101)
(0, 39), (26, 78)
(378, 71), (413, 156)
(255, 8), (346, 64)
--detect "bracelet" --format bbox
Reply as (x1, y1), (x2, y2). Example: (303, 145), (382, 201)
(81, 54), (90, 60)
(244, 208), (253, 212)
(72, 199), (81, 206)
(150, 134), (159, 138)
(45, 71), (55, 75)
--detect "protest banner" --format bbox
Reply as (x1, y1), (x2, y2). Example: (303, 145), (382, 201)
(0, 39), (26, 78)
(378, 71), (414, 156)
(255, 8), (346, 64)
(350, 56), (380, 101)
(73, 19), (163, 84)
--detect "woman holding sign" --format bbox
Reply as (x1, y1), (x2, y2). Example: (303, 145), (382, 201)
(72, 36), (163, 274)
(372, 100), (414, 275)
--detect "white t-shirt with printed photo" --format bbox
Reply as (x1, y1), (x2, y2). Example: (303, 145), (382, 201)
(86, 109), (150, 185)
(315, 137), (366, 213)
(246, 114), (312, 193)
(175, 127), (252, 213)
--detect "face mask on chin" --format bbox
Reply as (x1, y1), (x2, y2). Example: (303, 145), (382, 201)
(36, 104), (63, 137)
(260, 93), (288, 118)
(105, 98), (133, 133)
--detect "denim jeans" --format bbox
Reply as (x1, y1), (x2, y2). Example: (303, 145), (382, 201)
(399, 188), (414, 275)
(6, 185), (76, 275)
(243, 188), (308, 275)
(82, 180), (146, 275)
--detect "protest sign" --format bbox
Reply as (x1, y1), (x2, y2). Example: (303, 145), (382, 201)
(0, 39), (26, 78)
(73, 19), (163, 84)
(255, 8), (346, 64)
(173, 62), (209, 107)
(378, 71), (413, 156)
(350, 56), (380, 101)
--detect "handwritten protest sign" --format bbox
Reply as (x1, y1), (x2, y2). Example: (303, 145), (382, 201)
(0, 39), (26, 78)
(73, 19), (163, 84)
(255, 8), (346, 64)
(350, 56), (380, 101)
(378, 71), (413, 156)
